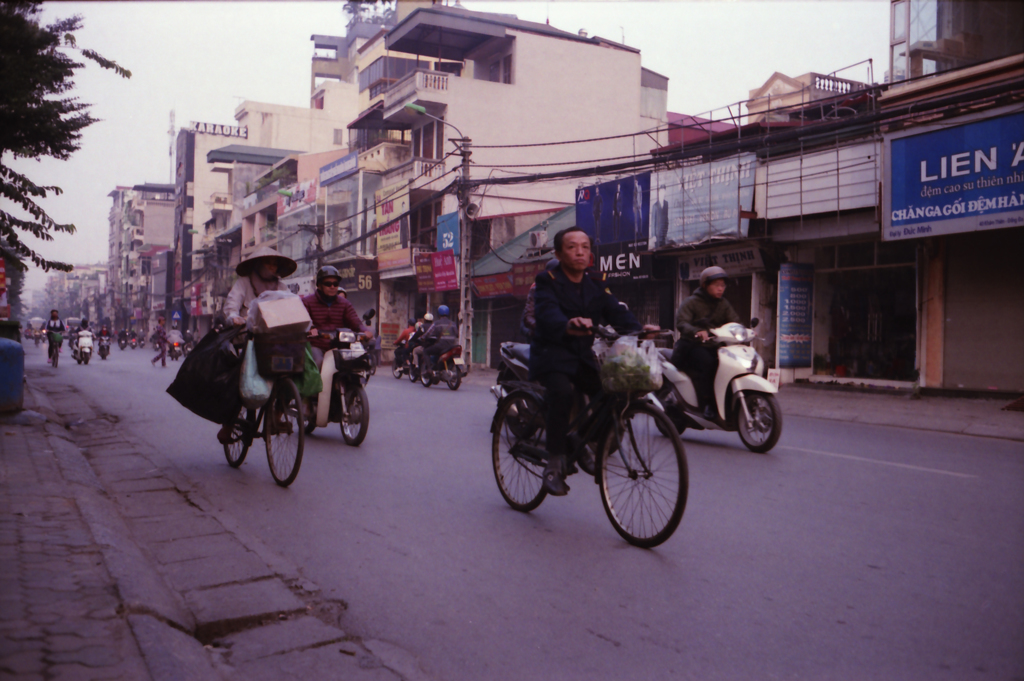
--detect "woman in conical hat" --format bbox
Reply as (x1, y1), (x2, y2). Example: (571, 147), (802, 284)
(223, 246), (297, 325)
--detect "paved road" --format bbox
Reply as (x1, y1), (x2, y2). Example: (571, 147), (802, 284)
(27, 342), (1024, 680)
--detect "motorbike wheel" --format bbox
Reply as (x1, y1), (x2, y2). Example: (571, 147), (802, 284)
(445, 365), (462, 391)
(51, 348), (59, 368)
(737, 392), (783, 454)
(420, 368), (433, 388)
(224, 408), (254, 467)
(409, 365), (419, 382)
(84, 353), (90, 365)
(341, 386), (369, 446)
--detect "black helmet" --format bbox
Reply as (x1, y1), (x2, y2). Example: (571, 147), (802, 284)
(316, 265), (341, 287)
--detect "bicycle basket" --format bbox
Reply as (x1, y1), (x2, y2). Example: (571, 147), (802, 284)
(594, 336), (663, 393)
(254, 331), (308, 376)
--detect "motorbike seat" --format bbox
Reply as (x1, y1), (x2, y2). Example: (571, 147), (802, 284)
(508, 343), (530, 364)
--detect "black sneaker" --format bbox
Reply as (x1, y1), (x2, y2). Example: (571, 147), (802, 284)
(541, 457), (570, 496)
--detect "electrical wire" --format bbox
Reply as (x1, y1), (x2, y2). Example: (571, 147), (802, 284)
(470, 122), (676, 149)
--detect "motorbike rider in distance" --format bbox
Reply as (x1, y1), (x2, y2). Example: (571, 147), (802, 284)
(393, 318), (417, 368)
(671, 266), (741, 420)
(413, 306), (457, 373)
(302, 265), (372, 369)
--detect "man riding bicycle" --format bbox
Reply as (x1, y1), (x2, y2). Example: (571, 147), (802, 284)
(530, 226), (656, 496)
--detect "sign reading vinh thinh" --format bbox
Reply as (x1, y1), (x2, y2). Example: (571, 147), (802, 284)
(884, 109), (1024, 241)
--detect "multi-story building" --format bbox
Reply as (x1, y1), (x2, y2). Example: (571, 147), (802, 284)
(106, 184), (174, 331)
(642, 0), (1022, 394)
(340, 4), (669, 363)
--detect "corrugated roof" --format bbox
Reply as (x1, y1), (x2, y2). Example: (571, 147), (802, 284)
(207, 145), (304, 166)
(472, 206), (574, 277)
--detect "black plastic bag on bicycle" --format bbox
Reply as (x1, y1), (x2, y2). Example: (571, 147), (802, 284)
(166, 326), (243, 425)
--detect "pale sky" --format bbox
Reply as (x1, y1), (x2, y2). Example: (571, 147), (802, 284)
(14, 0), (889, 294)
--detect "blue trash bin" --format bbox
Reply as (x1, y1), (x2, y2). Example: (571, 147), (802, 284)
(0, 337), (25, 412)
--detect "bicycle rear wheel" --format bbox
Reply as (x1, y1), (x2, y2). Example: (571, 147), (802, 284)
(492, 392), (547, 512)
(599, 402), (688, 548)
(264, 377), (304, 487)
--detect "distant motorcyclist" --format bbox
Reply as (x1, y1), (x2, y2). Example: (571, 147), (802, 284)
(413, 306), (457, 373)
(393, 318), (417, 368)
(301, 266), (371, 369)
(671, 266), (741, 420)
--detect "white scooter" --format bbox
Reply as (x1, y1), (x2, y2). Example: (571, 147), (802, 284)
(73, 329), (94, 365)
(654, 320), (782, 453)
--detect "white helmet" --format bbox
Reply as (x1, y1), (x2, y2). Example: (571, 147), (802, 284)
(424, 313), (434, 322)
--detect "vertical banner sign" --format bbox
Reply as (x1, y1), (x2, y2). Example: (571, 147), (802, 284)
(375, 184), (410, 269)
(431, 250), (458, 291)
(414, 253), (434, 291)
(380, 322), (400, 351)
(436, 212), (460, 255)
(777, 263), (813, 368)
(885, 111), (1024, 240)
(574, 173), (651, 280)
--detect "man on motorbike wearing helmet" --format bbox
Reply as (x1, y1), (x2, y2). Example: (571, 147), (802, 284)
(413, 306), (457, 373)
(302, 266), (371, 368)
(671, 265), (741, 420)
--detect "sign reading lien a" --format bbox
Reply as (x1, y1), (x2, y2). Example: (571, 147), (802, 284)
(777, 263), (813, 369)
(884, 110), (1024, 241)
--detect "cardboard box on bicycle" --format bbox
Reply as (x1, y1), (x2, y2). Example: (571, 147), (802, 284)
(252, 296), (311, 336)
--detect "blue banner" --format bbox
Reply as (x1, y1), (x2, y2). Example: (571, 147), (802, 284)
(574, 173), (650, 246)
(886, 110), (1024, 240)
(778, 263), (813, 369)
(436, 211), (460, 256)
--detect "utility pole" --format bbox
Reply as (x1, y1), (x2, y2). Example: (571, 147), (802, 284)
(457, 137), (473, 367)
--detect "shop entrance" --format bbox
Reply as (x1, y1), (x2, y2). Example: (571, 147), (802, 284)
(818, 267), (916, 381)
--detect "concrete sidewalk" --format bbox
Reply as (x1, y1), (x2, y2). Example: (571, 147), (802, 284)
(1, 370), (433, 681)
(463, 366), (1024, 441)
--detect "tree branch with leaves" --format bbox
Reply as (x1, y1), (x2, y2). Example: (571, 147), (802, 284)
(0, 0), (130, 272)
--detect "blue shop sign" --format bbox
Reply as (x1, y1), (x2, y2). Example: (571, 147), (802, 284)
(319, 152), (359, 187)
(777, 263), (813, 369)
(884, 109), (1024, 241)
(436, 211), (459, 256)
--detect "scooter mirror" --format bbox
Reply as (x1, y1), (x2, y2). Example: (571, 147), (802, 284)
(750, 317), (760, 329)
(363, 309), (376, 323)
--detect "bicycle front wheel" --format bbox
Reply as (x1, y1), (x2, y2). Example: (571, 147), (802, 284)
(264, 377), (304, 487)
(600, 402), (688, 548)
(492, 392), (547, 512)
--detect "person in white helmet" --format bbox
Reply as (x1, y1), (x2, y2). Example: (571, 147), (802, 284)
(671, 266), (741, 420)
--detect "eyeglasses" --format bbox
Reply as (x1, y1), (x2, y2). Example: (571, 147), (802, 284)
(321, 282), (340, 288)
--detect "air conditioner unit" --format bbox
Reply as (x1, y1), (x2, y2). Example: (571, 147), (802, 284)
(529, 230), (548, 249)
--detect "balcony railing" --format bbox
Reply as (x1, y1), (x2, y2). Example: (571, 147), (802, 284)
(383, 157), (447, 186)
(211, 192), (232, 210)
(383, 69), (449, 111)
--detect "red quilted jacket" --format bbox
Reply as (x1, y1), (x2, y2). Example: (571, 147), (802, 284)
(301, 291), (367, 351)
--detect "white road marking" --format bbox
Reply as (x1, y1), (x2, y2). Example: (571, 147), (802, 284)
(779, 446), (978, 479)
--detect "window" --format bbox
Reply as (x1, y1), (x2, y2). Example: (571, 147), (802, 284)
(333, 128), (346, 145)
(412, 127), (422, 157)
(422, 122), (435, 160)
(436, 117), (445, 159)
(502, 54), (512, 84)
(890, 0), (1024, 81)
(314, 96), (324, 110)
(489, 61), (500, 83)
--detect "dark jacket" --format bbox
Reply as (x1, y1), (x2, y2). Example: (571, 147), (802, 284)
(519, 284), (537, 340)
(302, 291), (367, 351)
(423, 317), (458, 353)
(529, 267), (640, 380)
(675, 288), (741, 339)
